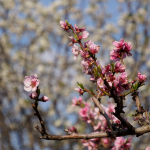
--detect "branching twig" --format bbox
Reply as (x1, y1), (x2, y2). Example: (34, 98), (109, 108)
(113, 112), (135, 133)
(92, 97), (114, 131)
(132, 91), (150, 126)
(32, 100), (150, 140)
(32, 103), (48, 136)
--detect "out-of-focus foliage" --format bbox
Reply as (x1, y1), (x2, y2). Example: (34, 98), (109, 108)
(0, 0), (150, 149)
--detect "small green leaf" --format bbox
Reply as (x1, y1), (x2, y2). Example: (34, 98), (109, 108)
(77, 82), (84, 89)
(94, 67), (98, 77)
(65, 20), (69, 26)
(111, 63), (115, 70)
(90, 89), (95, 95)
(74, 34), (78, 40)
(132, 82), (139, 90)
(97, 65), (101, 70)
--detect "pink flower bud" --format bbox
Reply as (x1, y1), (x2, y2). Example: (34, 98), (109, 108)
(72, 97), (82, 107)
(60, 21), (70, 32)
(74, 24), (86, 32)
(79, 31), (89, 39)
(84, 40), (100, 54)
(138, 71), (147, 83)
(41, 96), (49, 102)
(74, 87), (84, 95)
(68, 36), (77, 46)
(68, 126), (78, 134)
(71, 45), (80, 60)
(29, 92), (37, 99)
(110, 38), (132, 61)
(115, 61), (126, 73)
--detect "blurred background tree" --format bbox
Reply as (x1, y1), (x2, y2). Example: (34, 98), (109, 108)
(0, 0), (150, 149)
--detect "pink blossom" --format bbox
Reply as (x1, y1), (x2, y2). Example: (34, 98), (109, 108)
(107, 102), (115, 113)
(99, 116), (107, 130)
(110, 39), (132, 61)
(110, 50), (121, 61)
(90, 74), (96, 82)
(112, 137), (132, 150)
(79, 31), (89, 39)
(41, 96), (49, 102)
(29, 92), (37, 99)
(83, 69), (92, 75)
(81, 58), (94, 71)
(113, 39), (132, 54)
(93, 107), (99, 119)
(94, 121), (101, 131)
(71, 44), (80, 60)
(84, 40), (100, 54)
(79, 106), (94, 123)
(138, 71), (147, 83)
(113, 72), (129, 95)
(68, 126), (78, 134)
(82, 140), (97, 150)
(75, 87), (84, 95)
(80, 50), (90, 58)
(115, 61), (126, 73)
(104, 72), (115, 84)
(97, 78), (105, 88)
(74, 24), (86, 32)
(145, 147), (150, 150)
(98, 64), (106, 75)
(81, 60), (89, 69)
(68, 36), (76, 46)
(60, 21), (70, 32)
(72, 97), (83, 107)
(102, 137), (111, 148)
(113, 117), (121, 124)
(82, 133), (100, 150)
(79, 107), (89, 117)
(104, 64), (111, 73)
(24, 74), (40, 92)
(119, 72), (128, 83)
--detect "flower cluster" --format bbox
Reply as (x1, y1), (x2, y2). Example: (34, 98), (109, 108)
(111, 137), (132, 150)
(71, 97), (130, 149)
(24, 74), (49, 102)
(61, 21), (148, 97)
(59, 21), (149, 150)
(138, 71), (147, 83)
(60, 21), (147, 97)
(110, 38), (132, 61)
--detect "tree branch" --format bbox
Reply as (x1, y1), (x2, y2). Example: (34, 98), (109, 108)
(35, 125), (150, 140)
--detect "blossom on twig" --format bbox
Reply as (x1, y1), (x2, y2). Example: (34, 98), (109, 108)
(24, 74), (40, 92)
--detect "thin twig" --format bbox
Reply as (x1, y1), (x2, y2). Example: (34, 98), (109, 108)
(32, 103), (48, 136)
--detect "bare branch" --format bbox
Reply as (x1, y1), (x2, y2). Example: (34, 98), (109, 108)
(132, 91), (150, 126)
(35, 125), (150, 140)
